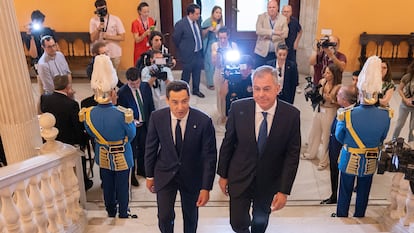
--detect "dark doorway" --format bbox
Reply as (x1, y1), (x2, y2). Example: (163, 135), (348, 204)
(159, 0), (301, 68)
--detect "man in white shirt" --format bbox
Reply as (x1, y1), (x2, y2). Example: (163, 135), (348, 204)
(37, 36), (71, 95)
(141, 50), (174, 110)
(89, 0), (125, 87)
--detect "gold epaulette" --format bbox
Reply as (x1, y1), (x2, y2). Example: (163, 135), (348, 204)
(79, 107), (94, 122)
(336, 107), (352, 121)
(117, 106), (134, 123)
(378, 106), (394, 119)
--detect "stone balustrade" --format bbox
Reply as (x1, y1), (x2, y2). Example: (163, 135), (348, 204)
(0, 113), (86, 233)
(0, 145), (86, 233)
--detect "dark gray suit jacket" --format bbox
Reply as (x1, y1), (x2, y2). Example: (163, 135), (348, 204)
(173, 17), (200, 64)
(217, 98), (301, 198)
(145, 107), (217, 192)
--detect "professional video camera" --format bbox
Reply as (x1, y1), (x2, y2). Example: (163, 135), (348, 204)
(219, 48), (241, 84)
(377, 137), (414, 181)
(303, 76), (323, 111)
(316, 36), (337, 49)
(149, 63), (168, 82)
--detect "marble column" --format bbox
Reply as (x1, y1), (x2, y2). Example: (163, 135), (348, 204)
(296, 0), (319, 75)
(0, 0), (43, 163)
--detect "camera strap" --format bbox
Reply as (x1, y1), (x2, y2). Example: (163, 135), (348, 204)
(103, 15), (110, 32)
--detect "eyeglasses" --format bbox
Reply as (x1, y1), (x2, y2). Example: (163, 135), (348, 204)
(45, 44), (57, 49)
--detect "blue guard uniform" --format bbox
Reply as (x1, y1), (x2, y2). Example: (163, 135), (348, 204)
(335, 105), (392, 217)
(80, 104), (136, 218)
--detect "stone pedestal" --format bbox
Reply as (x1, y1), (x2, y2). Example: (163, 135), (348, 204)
(0, 0), (42, 163)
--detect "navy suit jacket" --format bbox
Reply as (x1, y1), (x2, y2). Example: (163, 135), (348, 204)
(173, 17), (200, 64)
(40, 92), (83, 145)
(145, 107), (217, 192)
(117, 82), (155, 122)
(267, 59), (299, 104)
(217, 98), (301, 198)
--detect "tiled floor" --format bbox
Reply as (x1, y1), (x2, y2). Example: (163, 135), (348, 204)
(32, 71), (409, 232)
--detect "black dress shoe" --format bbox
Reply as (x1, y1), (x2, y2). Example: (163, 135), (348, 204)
(331, 213), (337, 217)
(131, 175), (139, 187)
(320, 197), (337, 204)
(192, 91), (205, 98)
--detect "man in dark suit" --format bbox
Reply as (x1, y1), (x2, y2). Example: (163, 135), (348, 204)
(267, 43), (298, 104)
(145, 80), (217, 233)
(172, 3), (205, 98)
(40, 75), (93, 190)
(118, 67), (155, 186)
(217, 65), (301, 233)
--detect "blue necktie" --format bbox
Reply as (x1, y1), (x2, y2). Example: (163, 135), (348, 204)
(192, 21), (201, 51)
(257, 112), (268, 156)
(175, 119), (183, 156)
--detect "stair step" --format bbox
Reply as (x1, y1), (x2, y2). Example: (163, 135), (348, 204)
(85, 207), (393, 233)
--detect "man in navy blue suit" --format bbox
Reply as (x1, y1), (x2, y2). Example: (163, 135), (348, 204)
(218, 65), (301, 233)
(267, 43), (298, 104)
(145, 80), (217, 233)
(172, 3), (205, 98)
(118, 67), (155, 186)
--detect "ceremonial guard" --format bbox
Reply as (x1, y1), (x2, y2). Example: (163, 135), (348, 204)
(79, 55), (136, 218)
(335, 56), (392, 217)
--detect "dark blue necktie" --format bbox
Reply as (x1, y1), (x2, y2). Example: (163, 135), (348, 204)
(192, 21), (201, 51)
(175, 119), (183, 155)
(257, 112), (268, 156)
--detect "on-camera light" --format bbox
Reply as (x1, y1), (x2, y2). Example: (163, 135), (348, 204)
(31, 22), (41, 31)
(225, 50), (240, 63)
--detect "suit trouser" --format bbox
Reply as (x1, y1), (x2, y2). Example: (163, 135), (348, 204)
(229, 181), (273, 233)
(100, 168), (130, 218)
(156, 176), (199, 233)
(328, 134), (342, 199)
(181, 51), (203, 93)
(337, 172), (373, 217)
(131, 125), (147, 176)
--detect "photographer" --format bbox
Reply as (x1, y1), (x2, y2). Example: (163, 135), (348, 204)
(25, 10), (56, 70)
(141, 50), (174, 110)
(135, 30), (176, 73)
(89, 0), (125, 88)
(310, 35), (346, 85)
(220, 55), (254, 116)
(211, 27), (238, 123)
(301, 63), (342, 171)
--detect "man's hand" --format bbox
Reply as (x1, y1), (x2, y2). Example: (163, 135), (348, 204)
(270, 192), (287, 211)
(218, 177), (229, 196)
(146, 179), (155, 193)
(196, 189), (210, 207)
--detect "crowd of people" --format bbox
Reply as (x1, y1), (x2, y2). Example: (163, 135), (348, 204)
(20, 0), (410, 232)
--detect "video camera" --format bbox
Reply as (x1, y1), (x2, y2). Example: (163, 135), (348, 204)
(316, 36), (337, 49)
(377, 137), (414, 181)
(149, 64), (168, 82)
(304, 76), (324, 111)
(219, 48), (242, 84)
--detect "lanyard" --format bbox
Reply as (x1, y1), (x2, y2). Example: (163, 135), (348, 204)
(140, 16), (148, 31)
(269, 19), (275, 30)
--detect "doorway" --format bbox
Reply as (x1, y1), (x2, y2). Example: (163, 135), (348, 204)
(159, 0), (301, 67)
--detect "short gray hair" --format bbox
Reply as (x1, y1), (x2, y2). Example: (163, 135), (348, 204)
(252, 65), (279, 85)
